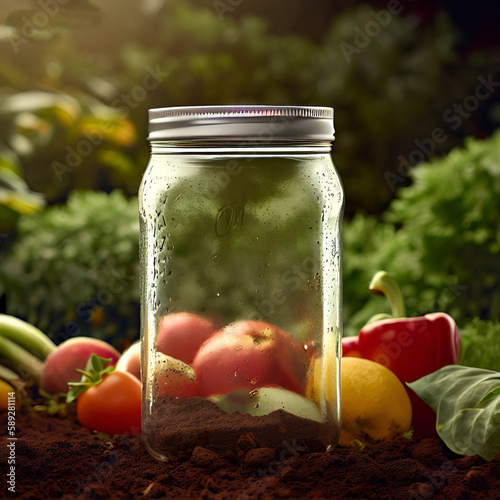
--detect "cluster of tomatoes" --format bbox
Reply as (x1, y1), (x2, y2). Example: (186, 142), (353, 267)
(155, 313), (309, 399)
(74, 313), (310, 436)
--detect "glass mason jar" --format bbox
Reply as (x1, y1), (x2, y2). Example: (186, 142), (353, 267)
(139, 105), (344, 461)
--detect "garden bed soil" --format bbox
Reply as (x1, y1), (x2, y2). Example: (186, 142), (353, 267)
(1, 407), (499, 499)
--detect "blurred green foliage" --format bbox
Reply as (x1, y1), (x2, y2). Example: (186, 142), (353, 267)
(0, 0), (499, 224)
(1, 1), (499, 343)
(343, 129), (500, 336)
(2, 130), (499, 344)
(459, 318), (500, 372)
(0, 191), (140, 346)
(0, 89), (136, 230)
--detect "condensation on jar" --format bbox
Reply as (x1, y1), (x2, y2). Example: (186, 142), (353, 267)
(139, 105), (344, 461)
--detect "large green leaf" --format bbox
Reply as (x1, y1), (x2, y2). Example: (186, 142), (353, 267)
(408, 365), (500, 461)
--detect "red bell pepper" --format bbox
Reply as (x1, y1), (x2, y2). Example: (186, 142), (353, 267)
(341, 335), (362, 358)
(342, 271), (460, 438)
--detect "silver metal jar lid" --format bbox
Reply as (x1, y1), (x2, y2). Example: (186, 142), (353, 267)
(147, 105), (334, 142)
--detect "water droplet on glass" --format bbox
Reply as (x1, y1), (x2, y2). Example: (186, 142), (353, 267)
(253, 403), (259, 409)
(249, 389), (259, 398)
(250, 378), (257, 385)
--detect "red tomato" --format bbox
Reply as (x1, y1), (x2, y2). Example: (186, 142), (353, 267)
(76, 371), (141, 435)
(192, 320), (308, 397)
(156, 352), (199, 398)
(156, 312), (216, 364)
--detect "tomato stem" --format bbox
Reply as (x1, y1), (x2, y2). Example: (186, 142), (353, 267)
(66, 355), (114, 403)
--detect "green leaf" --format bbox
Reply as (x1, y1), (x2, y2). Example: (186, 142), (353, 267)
(408, 365), (500, 461)
(477, 387), (500, 408)
(66, 354), (114, 403)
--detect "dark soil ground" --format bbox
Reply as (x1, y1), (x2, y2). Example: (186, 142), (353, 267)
(1, 407), (499, 499)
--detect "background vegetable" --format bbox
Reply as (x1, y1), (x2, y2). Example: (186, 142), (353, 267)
(156, 313), (216, 365)
(408, 365), (500, 461)
(0, 364), (26, 398)
(0, 335), (44, 384)
(42, 337), (120, 394)
(192, 320), (308, 398)
(115, 341), (141, 380)
(0, 314), (121, 394)
(0, 379), (16, 410)
(0, 314), (56, 359)
(155, 352), (199, 399)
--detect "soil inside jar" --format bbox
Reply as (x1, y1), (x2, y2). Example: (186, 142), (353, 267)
(143, 396), (338, 459)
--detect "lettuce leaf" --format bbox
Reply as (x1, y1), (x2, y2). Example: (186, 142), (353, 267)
(408, 365), (500, 461)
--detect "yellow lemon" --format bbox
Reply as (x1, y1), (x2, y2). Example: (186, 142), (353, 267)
(306, 355), (338, 408)
(339, 357), (412, 446)
(0, 379), (16, 411)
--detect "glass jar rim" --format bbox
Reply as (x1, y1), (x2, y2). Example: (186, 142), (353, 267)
(148, 105), (334, 143)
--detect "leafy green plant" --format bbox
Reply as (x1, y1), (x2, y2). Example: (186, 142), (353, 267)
(343, 129), (500, 335)
(408, 365), (500, 461)
(0, 190), (139, 346)
(459, 319), (500, 372)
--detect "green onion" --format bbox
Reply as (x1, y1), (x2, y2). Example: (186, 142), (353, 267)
(0, 335), (44, 384)
(0, 314), (56, 360)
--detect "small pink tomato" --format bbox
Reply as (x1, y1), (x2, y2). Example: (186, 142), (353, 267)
(156, 312), (216, 365)
(192, 320), (308, 398)
(115, 341), (141, 380)
(156, 352), (199, 398)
